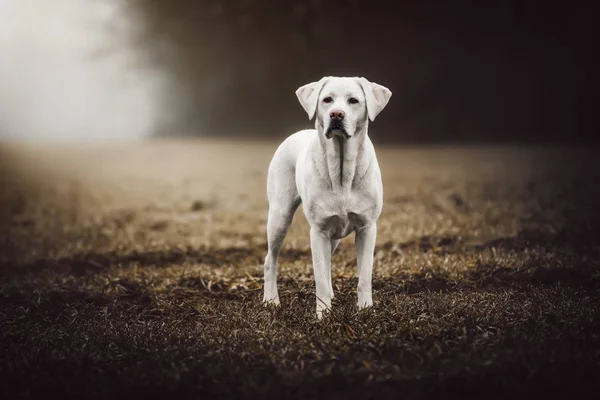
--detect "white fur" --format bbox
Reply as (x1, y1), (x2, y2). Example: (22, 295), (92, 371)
(263, 76), (392, 319)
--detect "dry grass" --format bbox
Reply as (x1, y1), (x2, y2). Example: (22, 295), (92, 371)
(1, 139), (599, 399)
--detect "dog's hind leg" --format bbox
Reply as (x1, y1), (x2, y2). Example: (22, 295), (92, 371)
(263, 198), (300, 305)
(263, 161), (301, 306)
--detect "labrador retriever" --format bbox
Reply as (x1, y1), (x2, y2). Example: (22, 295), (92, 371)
(263, 76), (392, 319)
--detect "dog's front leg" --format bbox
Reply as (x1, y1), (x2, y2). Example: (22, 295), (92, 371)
(355, 223), (376, 309)
(310, 228), (333, 319)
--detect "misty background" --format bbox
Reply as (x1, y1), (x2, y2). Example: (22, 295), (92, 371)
(0, 0), (596, 143)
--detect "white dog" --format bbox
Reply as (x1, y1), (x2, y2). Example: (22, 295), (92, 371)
(263, 76), (392, 319)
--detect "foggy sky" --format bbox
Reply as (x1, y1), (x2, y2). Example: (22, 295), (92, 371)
(0, 0), (162, 141)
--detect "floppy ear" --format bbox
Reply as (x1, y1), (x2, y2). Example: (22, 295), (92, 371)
(358, 77), (392, 121)
(295, 77), (328, 120)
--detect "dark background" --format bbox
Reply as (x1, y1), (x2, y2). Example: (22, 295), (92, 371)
(125, 0), (597, 143)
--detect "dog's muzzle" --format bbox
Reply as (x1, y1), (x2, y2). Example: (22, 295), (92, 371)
(325, 121), (350, 139)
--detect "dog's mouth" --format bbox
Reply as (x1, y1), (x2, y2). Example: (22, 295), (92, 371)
(325, 122), (350, 139)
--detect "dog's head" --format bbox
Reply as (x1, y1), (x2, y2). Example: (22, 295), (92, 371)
(295, 77), (392, 139)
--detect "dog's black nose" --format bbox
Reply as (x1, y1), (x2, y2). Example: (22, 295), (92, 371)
(329, 110), (345, 121)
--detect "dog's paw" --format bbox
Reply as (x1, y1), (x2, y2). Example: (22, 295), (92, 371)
(263, 296), (280, 307)
(357, 294), (373, 310)
(316, 308), (329, 320)
(263, 283), (280, 306)
(316, 304), (332, 320)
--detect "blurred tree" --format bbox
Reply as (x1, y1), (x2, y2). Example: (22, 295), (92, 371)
(114, 0), (596, 142)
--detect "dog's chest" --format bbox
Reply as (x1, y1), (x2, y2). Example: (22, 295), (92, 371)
(305, 190), (380, 239)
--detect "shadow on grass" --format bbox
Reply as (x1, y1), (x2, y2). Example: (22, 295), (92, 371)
(475, 220), (600, 253)
(379, 218), (600, 256)
(3, 358), (598, 400)
(3, 219), (600, 298)
(373, 263), (600, 296)
(0, 245), (309, 277)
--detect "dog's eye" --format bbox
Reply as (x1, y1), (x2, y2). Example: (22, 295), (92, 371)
(323, 97), (333, 103)
(348, 98), (359, 104)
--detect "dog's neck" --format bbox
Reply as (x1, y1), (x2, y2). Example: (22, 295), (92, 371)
(314, 124), (371, 193)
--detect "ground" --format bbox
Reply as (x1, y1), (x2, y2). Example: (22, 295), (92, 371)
(1, 138), (599, 399)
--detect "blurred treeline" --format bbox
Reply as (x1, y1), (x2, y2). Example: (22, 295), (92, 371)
(124, 0), (595, 142)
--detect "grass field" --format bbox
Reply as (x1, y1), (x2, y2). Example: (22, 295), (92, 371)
(1, 138), (599, 399)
